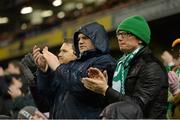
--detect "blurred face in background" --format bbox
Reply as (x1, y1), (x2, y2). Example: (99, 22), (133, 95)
(175, 56), (180, 66)
(78, 33), (96, 54)
(58, 43), (77, 64)
(6, 63), (20, 74)
(161, 51), (174, 66)
(8, 77), (23, 99)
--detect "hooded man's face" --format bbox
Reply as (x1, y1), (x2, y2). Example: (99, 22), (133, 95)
(78, 33), (96, 54)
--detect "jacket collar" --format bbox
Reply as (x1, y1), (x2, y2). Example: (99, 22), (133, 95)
(77, 49), (104, 61)
(128, 46), (152, 66)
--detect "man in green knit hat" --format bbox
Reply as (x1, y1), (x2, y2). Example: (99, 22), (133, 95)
(81, 15), (168, 119)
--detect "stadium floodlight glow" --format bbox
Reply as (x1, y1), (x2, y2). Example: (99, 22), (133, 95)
(21, 6), (33, 14)
(57, 11), (65, 19)
(53, 0), (62, 7)
(41, 10), (53, 17)
(0, 17), (8, 24)
(76, 3), (83, 10)
(21, 23), (27, 30)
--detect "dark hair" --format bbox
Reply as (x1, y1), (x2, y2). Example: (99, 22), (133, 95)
(0, 75), (13, 98)
(63, 38), (73, 44)
(171, 44), (180, 58)
(63, 38), (76, 55)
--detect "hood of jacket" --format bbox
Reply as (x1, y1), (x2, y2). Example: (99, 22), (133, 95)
(73, 22), (109, 57)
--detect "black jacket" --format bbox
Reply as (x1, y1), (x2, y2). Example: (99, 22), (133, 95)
(104, 46), (168, 118)
(34, 22), (117, 119)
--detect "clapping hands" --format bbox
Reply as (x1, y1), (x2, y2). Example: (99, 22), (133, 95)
(81, 67), (109, 96)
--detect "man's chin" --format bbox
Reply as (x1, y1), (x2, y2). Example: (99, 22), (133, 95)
(58, 60), (63, 64)
(79, 50), (86, 54)
(120, 48), (129, 53)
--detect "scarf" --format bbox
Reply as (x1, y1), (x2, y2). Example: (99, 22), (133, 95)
(112, 46), (143, 94)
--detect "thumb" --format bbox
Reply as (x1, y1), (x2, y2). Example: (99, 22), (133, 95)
(44, 46), (48, 51)
(42, 46), (49, 54)
(103, 70), (108, 82)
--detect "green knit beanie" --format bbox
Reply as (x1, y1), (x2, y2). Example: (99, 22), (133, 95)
(116, 15), (151, 45)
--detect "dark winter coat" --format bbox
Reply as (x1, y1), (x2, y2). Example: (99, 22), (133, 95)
(102, 46), (168, 119)
(34, 22), (117, 119)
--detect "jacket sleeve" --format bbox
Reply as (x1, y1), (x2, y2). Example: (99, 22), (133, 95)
(36, 68), (54, 90)
(105, 62), (167, 110)
(91, 55), (117, 86)
(30, 68), (55, 112)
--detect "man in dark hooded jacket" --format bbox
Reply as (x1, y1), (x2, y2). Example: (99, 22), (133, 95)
(32, 22), (116, 119)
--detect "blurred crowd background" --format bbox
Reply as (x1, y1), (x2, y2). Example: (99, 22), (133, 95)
(0, 0), (180, 119)
(0, 0), (179, 67)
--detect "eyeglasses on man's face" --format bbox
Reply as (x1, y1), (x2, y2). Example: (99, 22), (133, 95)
(116, 31), (133, 38)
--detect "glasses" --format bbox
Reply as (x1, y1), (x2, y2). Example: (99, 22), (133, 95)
(116, 31), (133, 38)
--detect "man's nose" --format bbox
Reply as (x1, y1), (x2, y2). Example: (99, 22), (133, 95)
(79, 38), (84, 44)
(117, 36), (122, 42)
(58, 52), (62, 57)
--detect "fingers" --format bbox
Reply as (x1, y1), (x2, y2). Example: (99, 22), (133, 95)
(33, 45), (41, 55)
(34, 111), (47, 119)
(42, 50), (48, 60)
(42, 46), (50, 55)
(103, 70), (108, 82)
(81, 78), (90, 89)
(81, 78), (96, 90)
(33, 45), (42, 63)
(168, 71), (179, 83)
(42, 48), (56, 60)
(88, 67), (103, 77)
(82, 77), (96, 83)
(81, 77), (108, 95)
(44, 46), (48, 50)
(88, 67), (102, 73)
(42, 46), (48, 53)
(42, 47), (50, 59)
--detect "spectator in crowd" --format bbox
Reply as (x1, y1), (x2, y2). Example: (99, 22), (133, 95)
(161, 39), (180, 95)
(6, 60), (36, 107)
(20, 38), (77, 87)
(161, 38), (180, 74)
(0, 74), (34, 118)
(160, 45), (180, 97)
(6, 61), (21, 75)
(32, 22), (116, 118)
(81, 15), (168, 119)
(5, 60), (30, 94)
(41, 38), (77, 70)
(166, 38), (180, 119)
(28, 38), (77, 113)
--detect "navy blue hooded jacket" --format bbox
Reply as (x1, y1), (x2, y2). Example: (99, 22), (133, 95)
(34, 22), (116, 119)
